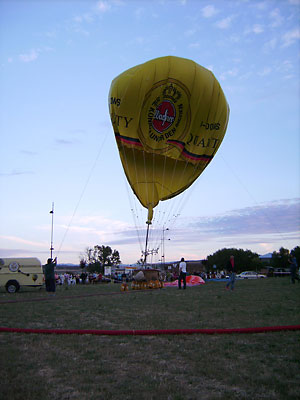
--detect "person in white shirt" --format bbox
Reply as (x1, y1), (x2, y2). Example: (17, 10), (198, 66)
(178, 257), (187, 289)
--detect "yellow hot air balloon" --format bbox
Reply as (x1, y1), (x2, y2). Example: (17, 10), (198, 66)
(109, 56), (229, 225)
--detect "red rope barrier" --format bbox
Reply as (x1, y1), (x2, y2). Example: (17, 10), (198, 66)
(1, 325), (299, 336)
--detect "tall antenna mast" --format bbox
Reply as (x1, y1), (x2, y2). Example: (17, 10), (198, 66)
(50, 202), (54, 260)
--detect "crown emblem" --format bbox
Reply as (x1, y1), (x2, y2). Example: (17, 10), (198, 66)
(162, 84), (182, 103)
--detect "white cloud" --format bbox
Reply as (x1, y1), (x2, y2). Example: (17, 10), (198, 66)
(55, 138), (75, 146)
(185, 28), (197, 37)
(0, 170), (34, 177)
(96, 1), (111, 12)
(135, 8), (145, 19)
(281, 59), (293, 71)
(188, 42), (200, 48)
(277, 59), (294, 79)
(282, 28), (300, 47)
(269, 8), (283, 28)
(253, 1), (268, 11)
(219, 68), (239, 81)
(215, 16), (234, 29)
(0, 235), (46, 248)
(263, 38), (277, 52)
(19, 49), (39, 63)
(258, 67), (272, 77)
(228, 34), (241, 43)
(46, 30), (57, 38)
(2, 200), (299, 264)
(202, 5), (218, 18)
(73, 13), (94, 23)
(189, 199), (300, 238)
(283, 74), (294, 80)
(245, 24), (264, 35)
(252, 24), (264, 34)
(58, 215), (130, 238)
(73, 26), (90, 36)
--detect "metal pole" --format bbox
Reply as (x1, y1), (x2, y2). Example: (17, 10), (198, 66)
(50, 202), (54, 260)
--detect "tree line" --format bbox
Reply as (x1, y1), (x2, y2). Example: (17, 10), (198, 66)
(205, 246), (300, 273)
(79, 245), (121, 273)
(79, 244), (299, 274)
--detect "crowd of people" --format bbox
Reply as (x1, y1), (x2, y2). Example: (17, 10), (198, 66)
(55, 272), (104, 285)
(44, 253), (298, 295)
(54, 271), (133, 285)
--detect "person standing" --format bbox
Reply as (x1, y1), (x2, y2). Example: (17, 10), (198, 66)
(288, 254), (299, 284)
(178, 257), (187, 289)
(44, 258), (56, 294)
(226, 255), (236, 291)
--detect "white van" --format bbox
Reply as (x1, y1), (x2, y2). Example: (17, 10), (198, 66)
(0, 257), (44, 293)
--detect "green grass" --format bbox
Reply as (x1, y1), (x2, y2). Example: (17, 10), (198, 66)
(1, 278), (299, 399)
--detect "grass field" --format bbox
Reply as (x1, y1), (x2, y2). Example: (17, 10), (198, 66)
(1, 278), (299, 400)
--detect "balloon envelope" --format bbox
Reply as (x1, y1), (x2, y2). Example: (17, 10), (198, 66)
(109, 56), (229, 222)
(164, 275), (205, 287)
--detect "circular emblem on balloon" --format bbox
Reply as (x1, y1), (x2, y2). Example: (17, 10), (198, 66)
(152, 100), (175, 133)
(139, 79), (191, 153)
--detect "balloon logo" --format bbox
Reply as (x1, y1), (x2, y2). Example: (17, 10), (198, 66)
(152, 100), (175, 133)
(109, 56), (229, 224)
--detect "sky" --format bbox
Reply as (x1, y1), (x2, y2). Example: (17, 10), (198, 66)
(0, 0), (299, 266)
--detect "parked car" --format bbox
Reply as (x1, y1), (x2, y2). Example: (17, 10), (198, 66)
(0, 257), (44, 293)
(236, 271), (267, 279)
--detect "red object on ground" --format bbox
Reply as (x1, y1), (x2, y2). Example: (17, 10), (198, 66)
(164, 275), (205, 287)
(0, 325), (300, 336)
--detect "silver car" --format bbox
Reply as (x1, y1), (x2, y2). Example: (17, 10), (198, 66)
(236, 271), (267, 279)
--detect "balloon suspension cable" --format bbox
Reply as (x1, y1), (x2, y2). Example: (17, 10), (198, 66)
(143, 204), (154, 265)
(50, 202), (54, 260)
(143, 222), (151, 266)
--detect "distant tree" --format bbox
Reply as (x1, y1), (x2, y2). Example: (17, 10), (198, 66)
(206, 248), (260, 273)
(291, 246), (300, 266)
(111, 249), (122, 266)
(82, 245), (121, 273)
(271, 247), (290, 269)
(79, 258), (86, 270)
(81, 247), (94, 265)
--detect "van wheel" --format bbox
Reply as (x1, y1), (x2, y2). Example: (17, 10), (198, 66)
(5, 280), (20, 293)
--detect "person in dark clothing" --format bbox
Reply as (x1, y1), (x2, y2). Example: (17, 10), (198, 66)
(44, 258), (56, 293)
(288, 255), (299, 284)
(80, 271), (87, 284)
(178, 257), (187, 289)
(226, 255), (236, 291)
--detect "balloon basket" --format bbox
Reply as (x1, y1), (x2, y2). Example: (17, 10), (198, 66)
(130, 280), (164, 290)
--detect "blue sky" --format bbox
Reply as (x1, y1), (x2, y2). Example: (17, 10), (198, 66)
(0, 0), (299, 265)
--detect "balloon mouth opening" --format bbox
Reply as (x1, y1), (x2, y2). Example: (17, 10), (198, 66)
(147, 205), (154, 224)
